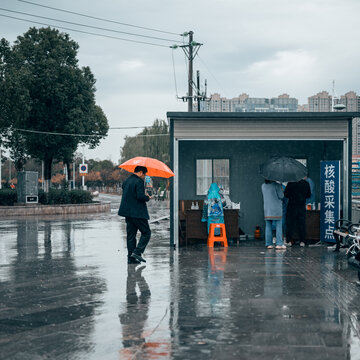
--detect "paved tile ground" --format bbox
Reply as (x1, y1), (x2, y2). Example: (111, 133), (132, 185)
(0, 194), (360, 359)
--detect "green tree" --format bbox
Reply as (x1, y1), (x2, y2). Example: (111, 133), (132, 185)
(120, 119), (169, 165)
(0, 38), (31, 170)
(0, 27), (109, 190)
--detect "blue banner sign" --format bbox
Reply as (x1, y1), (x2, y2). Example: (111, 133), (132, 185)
(320, 161), (340, 243)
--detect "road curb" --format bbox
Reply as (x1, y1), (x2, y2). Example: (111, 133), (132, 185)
(0, 201), (111, 216)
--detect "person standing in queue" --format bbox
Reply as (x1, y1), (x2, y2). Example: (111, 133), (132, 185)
(261, 179), (286, 250)
(118, 166), (152, 264)
(284, 178), (311, 247)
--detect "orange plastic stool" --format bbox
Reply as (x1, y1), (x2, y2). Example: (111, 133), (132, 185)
(208, 223), (228, 247)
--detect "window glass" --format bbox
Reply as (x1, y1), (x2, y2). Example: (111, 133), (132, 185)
(196, 159), (230, 195)
(196, 159), (212, 195)
(213, 159), (230, 194)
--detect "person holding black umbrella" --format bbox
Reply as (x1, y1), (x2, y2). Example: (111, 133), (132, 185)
(260, 156), (310, 247)
(284, 178), (311, 247)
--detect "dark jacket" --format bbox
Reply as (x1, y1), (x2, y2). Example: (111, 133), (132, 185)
(118, 174), (150, 219)
(284, 179), (311, 207)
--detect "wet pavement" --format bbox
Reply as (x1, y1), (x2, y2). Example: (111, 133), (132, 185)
(0, 194), (360, 359)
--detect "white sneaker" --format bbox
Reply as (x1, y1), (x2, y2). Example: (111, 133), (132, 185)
(285, 242), (292, 247)
(272, 237), (276, 244)
(300, 242), (305, 247)
(276, 245), (286, 250)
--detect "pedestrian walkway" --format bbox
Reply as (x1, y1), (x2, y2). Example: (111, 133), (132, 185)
(0, 197), (359, 359)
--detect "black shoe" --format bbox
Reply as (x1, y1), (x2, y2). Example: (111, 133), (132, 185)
(128, 257), (141, 264)
(131, 253), (146, 263)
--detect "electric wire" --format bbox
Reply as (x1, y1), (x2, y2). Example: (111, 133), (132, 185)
(18, 0), (181, 36)
(196, 53), (228, 96)
(171, 48), (179, 98)
(0, 8), (181, 43)
(110, 126), (154, 130)
(12, 128), (107, 137)
(125, 133), (169, 138)
(12, 127), (169, 137)
(182, 36), (189, 73)
(0, 13), (171, 48)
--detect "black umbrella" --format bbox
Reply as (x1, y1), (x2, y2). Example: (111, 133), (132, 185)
(259, 156), (307, 182)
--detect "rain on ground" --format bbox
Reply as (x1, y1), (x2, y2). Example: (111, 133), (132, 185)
(0, 194), (360, 360)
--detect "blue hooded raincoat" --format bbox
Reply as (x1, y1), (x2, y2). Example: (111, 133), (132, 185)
(201, 183), (225, 232)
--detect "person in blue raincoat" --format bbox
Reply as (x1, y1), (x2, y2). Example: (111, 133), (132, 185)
(201, 183), (224, 233)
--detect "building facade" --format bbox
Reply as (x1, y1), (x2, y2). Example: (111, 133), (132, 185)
(169, 112), (357, 247)
(308, 91), (332, 112)
(338, 91), (359, 112)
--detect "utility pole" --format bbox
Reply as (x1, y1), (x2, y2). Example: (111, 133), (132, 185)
(187, 31), (194, 112)
(197, 70), (201, 112)
(73, 162), (75, 189)
(173, 31), (202, 112)
(82, 145), (85, 190)
(41, 161), (44, 190)
(195, 70), (209, 112)
(8, 159), (11, 183)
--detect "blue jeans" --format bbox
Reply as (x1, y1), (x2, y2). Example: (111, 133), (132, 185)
(265, 219), (283, 246)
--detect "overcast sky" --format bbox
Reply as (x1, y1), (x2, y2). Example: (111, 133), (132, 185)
(1, 0), (360, 161)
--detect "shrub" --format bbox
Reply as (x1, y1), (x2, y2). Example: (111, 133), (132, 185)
(38, 189), (93, 205)
(0, 188), (93, 206)
(68, 190), (93, 204)
(0, 189), (17, 206)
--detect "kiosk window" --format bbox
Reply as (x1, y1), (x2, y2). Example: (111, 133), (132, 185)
(196, 159), (229, 195)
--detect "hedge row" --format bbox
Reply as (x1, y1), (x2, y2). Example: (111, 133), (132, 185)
(0, 189), (18, 206)
(0, 189), (93, 206)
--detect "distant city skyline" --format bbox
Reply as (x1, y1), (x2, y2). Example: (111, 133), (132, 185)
(194, 90), (360, 113)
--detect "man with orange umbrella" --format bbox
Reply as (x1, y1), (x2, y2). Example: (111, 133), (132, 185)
(118, 157), (174, 264)
(118, 166), (152, 264)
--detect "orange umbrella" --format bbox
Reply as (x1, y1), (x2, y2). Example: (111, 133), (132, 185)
(119, 157), (174, 178)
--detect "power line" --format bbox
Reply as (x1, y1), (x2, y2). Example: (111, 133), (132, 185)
(171, 48), (179, 98)
(13, 128), (106, 137)
(0, 8), (181, 43)
(126, 133), (169, 138)
(0, 13), (171, 48)
(196, 53), (228, 96)
(12, 127), (169, 137)
(110, 126), (152, 129)
(18, 0), (181, 36)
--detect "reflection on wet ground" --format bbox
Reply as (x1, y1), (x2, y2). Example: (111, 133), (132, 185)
(0, 194), (360, 359)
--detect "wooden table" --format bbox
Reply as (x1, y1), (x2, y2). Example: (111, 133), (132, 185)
(185, 209), (239, 242)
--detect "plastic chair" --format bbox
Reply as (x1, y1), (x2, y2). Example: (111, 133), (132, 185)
(208, 223), (228, 247)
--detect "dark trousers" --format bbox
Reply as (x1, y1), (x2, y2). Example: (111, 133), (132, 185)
(286, 206), (306, 244)
(126, 217), (151, 259)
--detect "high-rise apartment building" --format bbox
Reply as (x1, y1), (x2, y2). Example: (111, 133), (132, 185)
(307, 90), (360, 112)
(352, 118), (360, 155)
(271, 94), (298, 112)
(337, 91), (359, 112)
(308, 91), (332, 112)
